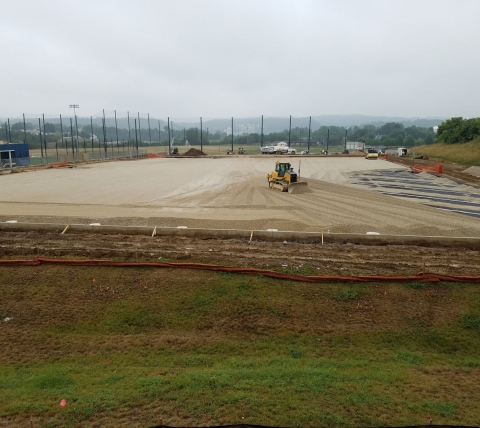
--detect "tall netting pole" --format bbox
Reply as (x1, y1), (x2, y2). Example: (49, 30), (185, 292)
(90, 116), (94, 152)
(138, 112), (142, 147)
(23, 113), (27, 143)
(127, 112), (131, 152)
(231, 117), (233, 152)
(60, 114), (66, 154)
(115, 110), (119, 156)
(38, 118), (44, 159)
(69, 118), (75, 155)
(102, 109), (107, 156)
(7, 118), (12, 143)
(168, 117), (171, 154)
(134, 119), (139, 155)
(147, 113), (152, 146)
(308, 116), (311, 151)
(288, 115), (292, 147)
(261, 114), (264, 148)
(42, 114), (48, 161)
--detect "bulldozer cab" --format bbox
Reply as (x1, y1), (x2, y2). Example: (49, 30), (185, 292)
(275, 162), (291, 178)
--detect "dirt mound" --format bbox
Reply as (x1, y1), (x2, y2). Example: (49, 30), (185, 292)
(465, 166), (480, 177)
(183, 148), (206, 157)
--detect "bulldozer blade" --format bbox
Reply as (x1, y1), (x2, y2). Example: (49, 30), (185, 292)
(287, 182), (308, 194)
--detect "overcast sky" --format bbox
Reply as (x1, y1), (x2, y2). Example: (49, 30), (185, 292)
(1, 0), (479, 119)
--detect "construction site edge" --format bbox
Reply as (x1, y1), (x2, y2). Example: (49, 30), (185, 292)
(1, 222), (480, 248)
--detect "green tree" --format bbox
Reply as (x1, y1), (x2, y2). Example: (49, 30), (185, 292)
(379, 122), (404, 139)
(404, 135), (415, 146)
(437, 117), (480, 144)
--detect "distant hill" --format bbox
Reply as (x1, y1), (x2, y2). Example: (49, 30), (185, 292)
(311, 115), (445, 129)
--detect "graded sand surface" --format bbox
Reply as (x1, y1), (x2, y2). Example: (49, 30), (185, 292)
(1, 157), (480, 236)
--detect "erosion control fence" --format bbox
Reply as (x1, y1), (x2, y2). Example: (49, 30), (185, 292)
(1, 258), (480, 284)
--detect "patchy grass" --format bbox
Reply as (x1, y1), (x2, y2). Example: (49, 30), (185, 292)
(1, 265), (480, 427)
(415, 138), (480, 166)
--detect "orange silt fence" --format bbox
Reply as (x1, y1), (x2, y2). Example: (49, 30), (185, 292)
(412, 165), (443, 174)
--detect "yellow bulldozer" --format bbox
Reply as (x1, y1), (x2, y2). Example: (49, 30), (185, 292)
(267, 161), (308, 194)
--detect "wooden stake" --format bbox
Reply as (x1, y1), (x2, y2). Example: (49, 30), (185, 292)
(249, 230), (254, 242)
(152, 225), (157, 237)
(61, 224), (70, 235)
(321, 232), (324, 245)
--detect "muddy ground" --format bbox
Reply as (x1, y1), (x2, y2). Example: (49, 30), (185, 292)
(1, 230), (479, 277)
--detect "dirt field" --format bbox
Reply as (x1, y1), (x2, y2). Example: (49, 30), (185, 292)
(1, 156), (480, 236)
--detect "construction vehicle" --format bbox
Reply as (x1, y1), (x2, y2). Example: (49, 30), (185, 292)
(261, 142), (296, 155)
(171, 147), (179, 155)
(365, 148), (378, 159)
(267, 161), (308, 194)
(238, 147), (245, 154)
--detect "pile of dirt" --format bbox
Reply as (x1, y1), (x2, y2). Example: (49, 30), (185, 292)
(183, 148), (206, 157)
(464, 166), (480, 177)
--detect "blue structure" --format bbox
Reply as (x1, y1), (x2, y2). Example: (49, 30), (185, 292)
(0, 143), (30, 167)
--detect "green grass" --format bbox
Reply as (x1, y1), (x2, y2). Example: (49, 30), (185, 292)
(415, 138), (480, 166)
(1, 265), (480, 427)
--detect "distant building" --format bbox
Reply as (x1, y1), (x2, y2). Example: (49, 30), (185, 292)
(433, 126), (438, 133)
(0, 143), (30, 167)
(346, 141), (365, 150)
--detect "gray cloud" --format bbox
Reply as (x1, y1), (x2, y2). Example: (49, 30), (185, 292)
(1, 0), (479, 119)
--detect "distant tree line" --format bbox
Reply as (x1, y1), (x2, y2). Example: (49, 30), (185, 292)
(436, 117), (480, 144)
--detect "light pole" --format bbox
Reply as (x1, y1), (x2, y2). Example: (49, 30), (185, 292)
(69, 105), (79, 153)
(69, 104), (79, 116)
